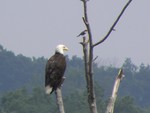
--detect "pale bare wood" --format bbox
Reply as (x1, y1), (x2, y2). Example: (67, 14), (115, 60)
(105, 69), (124, 113)
(55, 88), (65, 113)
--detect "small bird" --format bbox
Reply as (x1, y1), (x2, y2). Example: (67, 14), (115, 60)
(77, 30), (88, 37)
(45, 44), (68, 94)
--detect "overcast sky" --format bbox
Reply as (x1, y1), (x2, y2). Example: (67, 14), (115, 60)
(0, 0), (150, 66)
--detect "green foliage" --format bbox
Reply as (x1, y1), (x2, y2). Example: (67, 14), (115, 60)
(0, 46), (46, 92)
(0, 87), (144, 113)
(123, 58), (137, 74)
(64, 90), (90, 113)
(64, 84), (105, 113)
(114, 96), (143, 113)
(0, 44), (149, 112)
(0, 87), (57, 113)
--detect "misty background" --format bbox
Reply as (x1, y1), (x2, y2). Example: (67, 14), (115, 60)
(0, 0), (150, 66)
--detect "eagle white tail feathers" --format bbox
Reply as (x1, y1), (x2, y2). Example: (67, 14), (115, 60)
(45, 85), (52, 94)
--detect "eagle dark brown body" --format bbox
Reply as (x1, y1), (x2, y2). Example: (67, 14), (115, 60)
(45, 44), (68, 94)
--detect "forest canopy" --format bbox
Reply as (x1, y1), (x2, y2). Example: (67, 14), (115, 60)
(0, 44), (150, 113)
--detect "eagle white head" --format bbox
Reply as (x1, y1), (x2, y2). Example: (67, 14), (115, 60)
(55, 44), (68, 55)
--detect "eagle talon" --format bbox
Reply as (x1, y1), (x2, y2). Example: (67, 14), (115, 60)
(58, 76), (66, 88)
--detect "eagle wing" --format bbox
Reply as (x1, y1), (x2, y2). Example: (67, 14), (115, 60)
(45, 55), (56, 87)
(45, 54), (66, 93)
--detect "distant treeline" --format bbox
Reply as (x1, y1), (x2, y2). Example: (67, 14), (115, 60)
(0, 44), (150, 113)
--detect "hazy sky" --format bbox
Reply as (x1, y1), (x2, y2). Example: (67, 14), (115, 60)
(0, 0), (150, 66)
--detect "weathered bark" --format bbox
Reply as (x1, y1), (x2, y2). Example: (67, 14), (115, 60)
(81, 0), (98, 112)
(55, 88), (65, 113)
(80, 0), (132, 113)
(105, 69), (124, 113)
(80, 36), (90, 92)
(80, 36), (97, 113)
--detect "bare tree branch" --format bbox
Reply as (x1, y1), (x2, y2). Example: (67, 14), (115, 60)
(55, 88), (65, 113)
(105, 69), (124, 113)
(82, 1), (93, 47)
(93, 56), (98, 62)
(80, 36), (90, 94)
(80, 1), (132, 113)
(93, 0), (132, 47)
(81, 0), (98, 113)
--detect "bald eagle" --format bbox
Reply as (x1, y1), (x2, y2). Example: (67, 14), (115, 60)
(45, 44), (68, 94)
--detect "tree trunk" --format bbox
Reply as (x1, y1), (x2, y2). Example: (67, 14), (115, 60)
(80, 0), (132, 113)
(105, 69), (124, 113)
(55, 88), (65, 113)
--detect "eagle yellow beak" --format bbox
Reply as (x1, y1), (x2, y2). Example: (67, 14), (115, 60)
(63, 47), (69, 51)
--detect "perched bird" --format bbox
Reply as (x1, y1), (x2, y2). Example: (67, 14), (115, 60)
(45, 44), (68, 94)
(77, 30), (88, 37)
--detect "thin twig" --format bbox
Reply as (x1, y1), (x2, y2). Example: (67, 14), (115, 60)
(93, 56), (98, 62)
(93, 0), (132, 47)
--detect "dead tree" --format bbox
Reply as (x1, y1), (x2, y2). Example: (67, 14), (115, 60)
(79, 0), (132, 113)
(55, 77), (66, 113)
(55, 88), (65, 113)
(105, 69), (124, 113)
